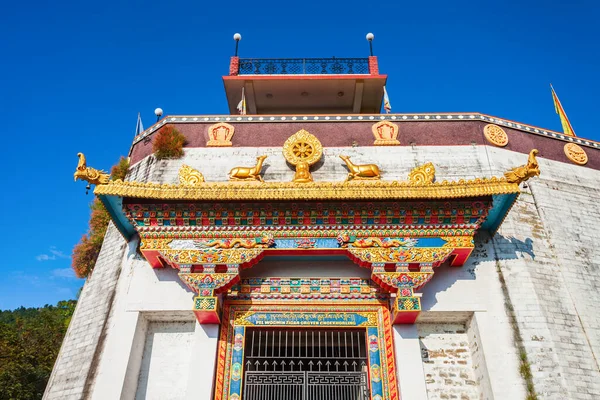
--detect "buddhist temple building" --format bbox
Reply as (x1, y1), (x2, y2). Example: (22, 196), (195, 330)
(45, 38), (600, 400)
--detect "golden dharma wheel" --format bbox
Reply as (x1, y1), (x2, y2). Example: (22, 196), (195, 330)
(282, 129), (323, 166)
(483, 124), (509, 147)
(564, 143), (588, 165)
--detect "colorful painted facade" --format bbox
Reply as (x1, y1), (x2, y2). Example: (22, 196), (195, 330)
(45, 51), (600, 400)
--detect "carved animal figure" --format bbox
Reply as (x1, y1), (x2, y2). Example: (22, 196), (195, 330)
(339, 155), (381, 180)
(73, 153), (110, 185)
(195, 235), (274, 249)
(229, 155), (267, 182)
(504, 149), (540, 184)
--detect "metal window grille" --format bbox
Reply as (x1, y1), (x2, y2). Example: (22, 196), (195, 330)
(243, 328), (369, 400)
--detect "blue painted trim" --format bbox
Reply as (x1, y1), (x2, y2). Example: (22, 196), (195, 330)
(97, 194), (135, 240)
(482, 193), (518, 232)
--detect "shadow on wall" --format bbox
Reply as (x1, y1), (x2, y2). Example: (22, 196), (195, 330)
(491, 234), (535, 260)
(155, 266), (195, 293)
(419, 232), (536, 311)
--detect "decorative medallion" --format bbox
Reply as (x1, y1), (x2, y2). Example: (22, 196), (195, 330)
(231, 363), (242, 381)
(372, 121), (400, 145)
(370, 364), (381, 382)
(283, 129), (323, 183)
(178, 164), (205, 185)
(564, 143), (588, 165)
(369, 334), (379, 352)
(206, 122), (235, 146)
(408, 162), (435, 184)
(483, 124), (509, 147)
(233, 333), (243, 351)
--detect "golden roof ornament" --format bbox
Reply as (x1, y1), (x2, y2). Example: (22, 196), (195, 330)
(229, 155), (267, 182)
(408, 162), (435, 184)
(179, 165), (205, 185)
(282, 129), (323, 183)
(504, 149), (540, 184)
(74, 153), (110, 187)
(339, 155), (381, 181)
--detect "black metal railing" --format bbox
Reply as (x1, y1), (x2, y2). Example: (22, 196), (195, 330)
(242, 328), (370, 400)
(238, 58), (370, 75)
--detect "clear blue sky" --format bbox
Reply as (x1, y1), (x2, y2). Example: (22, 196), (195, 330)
(1, 1), (598, 309)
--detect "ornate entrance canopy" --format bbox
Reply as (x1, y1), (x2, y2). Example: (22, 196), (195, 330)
(76, 132), (540, 325)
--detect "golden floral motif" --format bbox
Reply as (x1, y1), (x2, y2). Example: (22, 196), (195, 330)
(407, 162), (435, 185)
(207, 122), (235, 147)
(339, 155), (381, 180)
(160, 248), (264, 265)
(441, 236), (474, 248)
(373, 271), (434, 287)
(74, 153), (110, 186)
(194, 235), (274, 249)
(564, 143), (588, 165)
(504, 149), (540, 184)
(140, 238), (173, 250)
(483, 124), (509, 147)
(180, 273), (239, 291)
(179, 164), (205, 185)
(350, 247), (453, 263)
(348, 237), (418, 248)
(228, 155), (267, 182)
(372, 121), (400, 146)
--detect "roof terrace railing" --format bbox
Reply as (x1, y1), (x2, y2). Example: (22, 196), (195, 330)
(237, 57), (371, 75)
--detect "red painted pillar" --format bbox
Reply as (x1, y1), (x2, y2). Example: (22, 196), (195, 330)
(229, 56), (240, 76)
(368, 56), (379, 75)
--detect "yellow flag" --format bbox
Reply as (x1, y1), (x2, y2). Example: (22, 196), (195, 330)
(551, 85), (576, 137)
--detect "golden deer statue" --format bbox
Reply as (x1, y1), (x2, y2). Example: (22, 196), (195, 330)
(339, 155), (381, 181)
(229, 155), (267, 182)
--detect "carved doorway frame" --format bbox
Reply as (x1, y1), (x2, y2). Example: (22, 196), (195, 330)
(214, 302), (398, 400)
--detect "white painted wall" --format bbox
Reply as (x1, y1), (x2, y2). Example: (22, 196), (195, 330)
(135, 321), (195, 400)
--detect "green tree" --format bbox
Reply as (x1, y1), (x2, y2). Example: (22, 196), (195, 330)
(0, 300), (76, 400)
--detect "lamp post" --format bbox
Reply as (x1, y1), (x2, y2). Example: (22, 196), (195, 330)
(366, 32), (374, 56)
(233, 33), (242, 57)
(154, 108), (163, 123)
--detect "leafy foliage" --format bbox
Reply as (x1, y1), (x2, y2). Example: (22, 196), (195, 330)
(72, 157), (129, 278)
(110, 156), (130, 181)
(0, 300), (77, 400)
(71, 199), (110, 278)
(152, 125), (186, 159)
